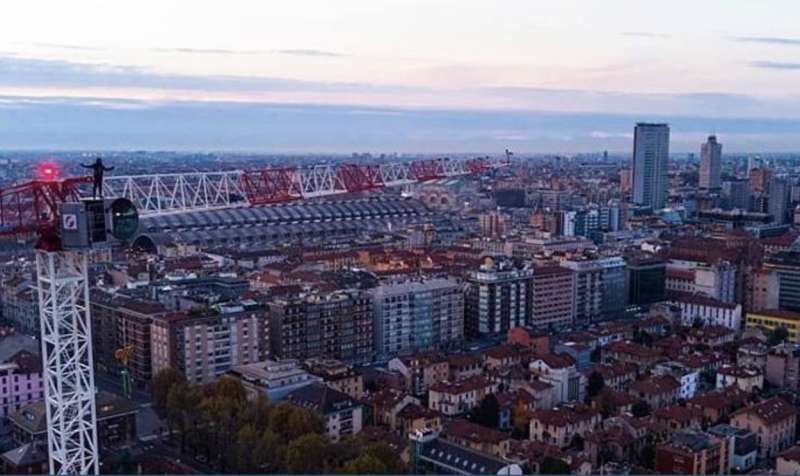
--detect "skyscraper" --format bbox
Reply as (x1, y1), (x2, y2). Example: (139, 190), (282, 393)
(632, 123), (669, 209)
(700, 135), (722, 191)
(769, 177), (790, 224)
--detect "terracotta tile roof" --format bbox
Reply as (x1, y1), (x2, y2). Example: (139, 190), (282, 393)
(778, 445), (800, 464)
(445, 418), (509, 445)
(687, 387), (748, 410)
(606, 341), (662, 359)
(429, 375), (493, 395)
(732, 397), (797, 426)
(532, 353), (575, 369)
(531, 404), (599, 426)
(630, 375), (680, 396)
(654, 405), (704, 424)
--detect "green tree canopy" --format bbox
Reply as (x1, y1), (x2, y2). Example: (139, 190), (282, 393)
(150, 367), (186, 418)
(342, 454), (388, 474)
(768, 326), (790, 346)
(286, 433), (330, 474)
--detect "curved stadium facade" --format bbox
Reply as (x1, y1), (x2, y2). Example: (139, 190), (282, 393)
(133, 196), (434, 249)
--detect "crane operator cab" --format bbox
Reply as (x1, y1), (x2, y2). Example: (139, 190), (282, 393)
(58, 197), (139, 250)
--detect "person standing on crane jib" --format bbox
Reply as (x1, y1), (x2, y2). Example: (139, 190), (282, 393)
(81, 157), (114, 198)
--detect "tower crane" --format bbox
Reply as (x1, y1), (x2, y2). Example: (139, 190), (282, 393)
(0, 153), (510, 475)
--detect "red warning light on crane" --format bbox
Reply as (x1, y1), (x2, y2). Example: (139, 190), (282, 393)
(35, 161), (60, 181)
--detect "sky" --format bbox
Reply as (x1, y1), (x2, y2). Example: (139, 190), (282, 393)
(2, 0), (800, 153)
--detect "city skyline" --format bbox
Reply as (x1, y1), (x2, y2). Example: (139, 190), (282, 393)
(2, 1), (800, 152)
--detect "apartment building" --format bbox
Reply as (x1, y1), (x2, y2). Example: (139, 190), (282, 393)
(150, 304), (264, 384)
(269, 289), (374, 364)
(371, 277), (464, 357)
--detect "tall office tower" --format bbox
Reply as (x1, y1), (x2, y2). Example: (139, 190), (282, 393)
(632, 123), (670, 209)
(699, 135), (722, 191)
(769, 177), (791, 224)
(721, 180), (752, 211)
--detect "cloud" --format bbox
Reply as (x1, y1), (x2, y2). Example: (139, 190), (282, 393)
(619, 32), (670, 39)
(0, 55), (391, 94)
(735, 36), (800, 46)
(590, 131), (633, 139)
(153, 47), (345, 57)
(750, 61), (800, 70)
(25, 42), (105, 52)
(272, 49), (345, 57)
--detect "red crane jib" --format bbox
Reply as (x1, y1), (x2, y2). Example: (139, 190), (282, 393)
(0, 177), (92, 236)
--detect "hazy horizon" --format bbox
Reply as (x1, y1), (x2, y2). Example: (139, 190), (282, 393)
(2, 1), (800, 151)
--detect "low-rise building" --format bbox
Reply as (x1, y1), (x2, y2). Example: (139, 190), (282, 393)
(228, 359), (321, 401)
(777, 446), (800, 475)
(0, 350), (43, 435)
(766, 343), (800, 390)
(669, 294), (742, 331)
(583, 362), (637, 392)
(737, 342), (768, 370)
(685, 325), (736, 348)
(707, 424), (758, 472)
(603, 341), (663, 372)
(654, 361), (699, 399)
(746, 309), (800, 343)
(716, 365), (764, 393)
(389, 351), (449, 396)
(655, 431), (728, 475)
(629, 375), (680, 409)
(529, 354), (586, 403)
(730, 397), (797, 459)
(9, 391), (137, 450)
(409, 429), (523, 475)
(303, 357), (364, 399)
(443, 418), (513, 458)
(529, 404), (601, 448)
(687, 386), (749, 426)
(285, 382), (363, 442)
(428, 375), (497, 416)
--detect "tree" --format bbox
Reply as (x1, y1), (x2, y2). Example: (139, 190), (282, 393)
(569, 433), (585, 451)
(540, 456), (571, 474)
(166, 381), (201, 450)
(363, 441), (406, 474)
(769, 326), (790, 346)
(285, 434), (330, 474)
(286, 405), (325, 441)
(150, 367), (186, 419)
(342, 454), (388, 474)
(587, 371), (605, 399)
(631, 400), (651, 418)
(469, 393), (500, 428)
(590, 346), (602, 363)
(257, 430), (286, 473)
